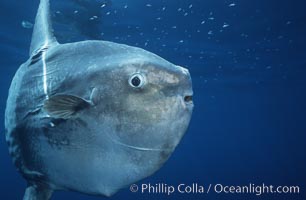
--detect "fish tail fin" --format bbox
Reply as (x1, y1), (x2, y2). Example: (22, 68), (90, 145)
(23, 184), (53, 200)
(30, 0), (58, 56)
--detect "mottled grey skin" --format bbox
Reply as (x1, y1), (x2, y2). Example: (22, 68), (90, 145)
(5, 0), (193, 199)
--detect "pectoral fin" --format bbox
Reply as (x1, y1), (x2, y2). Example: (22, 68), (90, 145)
(44, 94), (91, 119)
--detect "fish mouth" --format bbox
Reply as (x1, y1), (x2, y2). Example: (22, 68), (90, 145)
(179, 92), (194, 110)
(184, 95), (193, 104)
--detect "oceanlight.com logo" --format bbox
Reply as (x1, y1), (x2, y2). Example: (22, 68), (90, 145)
(130, 183), (300, 196)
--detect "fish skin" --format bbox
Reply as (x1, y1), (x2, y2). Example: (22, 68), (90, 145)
(5, 0), (194, 199)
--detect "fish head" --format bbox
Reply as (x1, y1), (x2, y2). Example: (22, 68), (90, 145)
(79, 50), (194, 195)
(94, 56), (194, 153)
(30, 43), (194, 196)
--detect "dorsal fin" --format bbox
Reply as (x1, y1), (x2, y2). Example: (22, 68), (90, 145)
(30, 0), (58, 56)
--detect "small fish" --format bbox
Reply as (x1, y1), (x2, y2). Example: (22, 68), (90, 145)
(21, 20), (33, 29)
(5, 0), (193, 199)
(223, 23), (230, 28)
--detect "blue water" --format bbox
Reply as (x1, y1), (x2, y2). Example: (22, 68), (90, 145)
(1, 0), (306, 199)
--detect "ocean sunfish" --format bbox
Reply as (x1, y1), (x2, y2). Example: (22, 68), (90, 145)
(5, 0), (194, 199)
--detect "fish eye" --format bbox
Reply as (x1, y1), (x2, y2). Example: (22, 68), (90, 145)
(129, 73), (145, 88)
